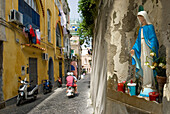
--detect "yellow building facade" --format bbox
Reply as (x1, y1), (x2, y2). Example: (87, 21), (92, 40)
(0, 0), (65, 102)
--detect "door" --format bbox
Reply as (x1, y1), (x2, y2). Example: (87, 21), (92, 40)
(29, 58), (38, 86)
(59, 62), (62, 83)
(0, 41), (3, 101)
(48, 57), (54, 84)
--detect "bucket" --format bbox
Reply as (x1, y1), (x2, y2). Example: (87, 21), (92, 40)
(149, 92), (159, 101)
(127, 83), (136, 96)
(117, 83), (124, 93)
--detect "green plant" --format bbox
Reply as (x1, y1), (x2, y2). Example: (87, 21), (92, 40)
(145, 51), (166, 77)
(78, 0), (97, 46)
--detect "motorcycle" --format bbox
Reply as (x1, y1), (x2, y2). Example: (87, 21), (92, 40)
(66, 72), (76, 97)
(42, 79), (52, 94)
(66, 86), (75, 97)
(57, 78), (62, 87)
(16, 77), (38, 106)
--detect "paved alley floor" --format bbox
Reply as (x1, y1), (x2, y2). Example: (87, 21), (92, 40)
(0, 74), (93, 114)
(28, 74), (93, 114)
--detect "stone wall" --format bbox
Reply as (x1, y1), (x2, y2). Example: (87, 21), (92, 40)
(91, 0), (170, 113)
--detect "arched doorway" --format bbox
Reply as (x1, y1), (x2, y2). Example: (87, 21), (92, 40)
(59, 61), (62, 83)
(48, 57), (54, 84)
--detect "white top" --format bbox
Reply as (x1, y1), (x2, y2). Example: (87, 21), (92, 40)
(127, 83), (136, 86)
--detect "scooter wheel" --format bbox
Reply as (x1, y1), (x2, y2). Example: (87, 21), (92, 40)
(43, 88), (46, 94)
(16, 95), (23, 106)
(33, 95), (37, 100)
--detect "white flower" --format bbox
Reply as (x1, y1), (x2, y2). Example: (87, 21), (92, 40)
(159, 63), (164, 67)
(150, 66), (155, 69)
(144, 62), (149, 66)
(153, 63), (157, 67)
(150, 52), (155, 57)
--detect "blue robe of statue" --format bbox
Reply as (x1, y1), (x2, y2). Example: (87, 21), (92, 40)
(132, 24), (159, 78)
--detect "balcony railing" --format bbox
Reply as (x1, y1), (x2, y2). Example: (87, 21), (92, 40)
(19, 0), (40, 29)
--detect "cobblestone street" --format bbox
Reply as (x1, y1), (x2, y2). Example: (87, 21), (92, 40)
(0, 75), (93, 114)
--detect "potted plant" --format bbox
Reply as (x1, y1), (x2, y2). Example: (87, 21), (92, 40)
(145, 52), (166, 86)
(145, 51), (166, 102)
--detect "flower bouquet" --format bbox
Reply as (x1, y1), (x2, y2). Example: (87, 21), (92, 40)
(145, 51), (166, 77)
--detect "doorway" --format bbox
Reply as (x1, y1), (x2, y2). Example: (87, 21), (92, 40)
(0, 41), (3, 101)
(48, 57), (54, 84)
(59, 61), (62, 83)
(29, 58), (38, 86)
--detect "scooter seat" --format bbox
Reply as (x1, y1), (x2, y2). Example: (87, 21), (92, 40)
(27, 85), (36, 92)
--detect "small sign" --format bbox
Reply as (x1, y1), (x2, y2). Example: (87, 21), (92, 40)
(16, 38), (19, 43)
(21, 66), (25, 75)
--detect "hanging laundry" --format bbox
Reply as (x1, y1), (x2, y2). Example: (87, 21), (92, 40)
(58, 9), (61, 16)
(32, 30), (37, 44)
(75, 28), (78, 31)
(35, 29), (41, 45)
(23, 27), (28, 38)
(29, 25), (35, 37)
(59, 7), (67, 26)
(63, 27), (68, 35)
(28, 32), (33, 44)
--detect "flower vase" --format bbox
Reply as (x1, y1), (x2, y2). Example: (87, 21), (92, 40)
(156, 75), (167, 102)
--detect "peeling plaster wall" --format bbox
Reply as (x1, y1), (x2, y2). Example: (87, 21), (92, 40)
(107, 0), (137, 82)
(91, 0), (170, 113)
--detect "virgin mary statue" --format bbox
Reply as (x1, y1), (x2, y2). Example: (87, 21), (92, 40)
(131, 11), (159, 97)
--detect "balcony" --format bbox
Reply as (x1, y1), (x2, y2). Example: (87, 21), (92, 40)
(18, 0), (40, 29)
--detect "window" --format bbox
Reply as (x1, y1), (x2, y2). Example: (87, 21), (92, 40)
(24, 0), (38, 12)
(47, 10), (51, 42)
(19, 0), (40, 28)
(56, 23), (61, 47)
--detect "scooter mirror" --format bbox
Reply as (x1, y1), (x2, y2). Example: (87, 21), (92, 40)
(19, 77), (21, 80)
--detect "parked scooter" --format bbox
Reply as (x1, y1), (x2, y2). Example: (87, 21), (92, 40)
(42, 79), (52, 94)
(16, 77), (38, 106)
(57, 77), (62, 87)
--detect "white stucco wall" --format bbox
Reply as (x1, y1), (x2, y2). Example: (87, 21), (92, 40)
(91, 0), (170, 113)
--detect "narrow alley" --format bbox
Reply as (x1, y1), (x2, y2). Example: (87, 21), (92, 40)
(0, 75), (93, 114)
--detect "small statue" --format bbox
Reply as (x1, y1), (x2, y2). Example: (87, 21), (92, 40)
(131, 11), (159, 97)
